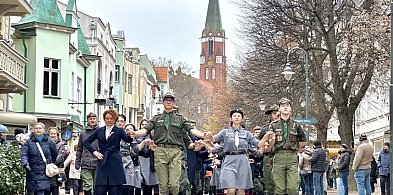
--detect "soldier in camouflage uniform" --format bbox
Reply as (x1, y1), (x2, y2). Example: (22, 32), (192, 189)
(266, 98), (307, 195)
(130, 92), (204, 195)
(258, 104), (280, 195)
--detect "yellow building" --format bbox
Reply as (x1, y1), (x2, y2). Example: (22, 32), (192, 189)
(123, 48), (140, 125)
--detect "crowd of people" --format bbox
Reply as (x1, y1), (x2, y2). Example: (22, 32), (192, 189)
(0, 92), (391, 195)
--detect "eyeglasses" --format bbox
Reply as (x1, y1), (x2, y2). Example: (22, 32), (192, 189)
(163, 99), (174, 103)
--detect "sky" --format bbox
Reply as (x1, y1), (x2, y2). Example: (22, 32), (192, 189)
(61, 0), (242, 74)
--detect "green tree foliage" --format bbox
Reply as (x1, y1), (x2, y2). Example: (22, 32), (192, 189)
(0, 144), (25, 194)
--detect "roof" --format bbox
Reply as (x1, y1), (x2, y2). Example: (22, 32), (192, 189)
(203, 0), (224, 35)
(196, 79), (213, 98)
(17, 0), (67, 27)
(77, 23), (91, 55)
(139, 54), (157, 83)
(154, 67), (169, 82)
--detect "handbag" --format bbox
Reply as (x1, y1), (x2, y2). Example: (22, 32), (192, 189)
(36, 142), (59, 177)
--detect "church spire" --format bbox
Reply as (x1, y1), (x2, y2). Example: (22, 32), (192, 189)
(203, 0), (224, 36)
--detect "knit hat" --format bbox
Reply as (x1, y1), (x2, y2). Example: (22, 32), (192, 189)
(0, 124), (8, 133)
(384, 142), (390, 148)
(340, 144), (348, 150)
(359, 133), (368, 141)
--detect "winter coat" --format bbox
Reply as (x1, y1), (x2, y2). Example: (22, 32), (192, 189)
(64, 151), (81, 179)
(75, 124), (99, 170)
(50, 139), (66, 187)
(309, 145), (326, 172)
(337, 150), (352, 172)
(352, 141), (374, 171)
(328, 162), (337, 179)
(21, 134), (57, 192)
(370, 159), (378, 178)
(378, 149), (390, 176)
(299, 149), (313, 174)
(84, 125), (134, 185)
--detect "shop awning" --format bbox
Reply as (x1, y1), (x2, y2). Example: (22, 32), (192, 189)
(0, 112), (37, 126)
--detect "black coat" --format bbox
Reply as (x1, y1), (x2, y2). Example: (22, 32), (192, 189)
(338, 150), (352, 172)
(84, 125), (133, 185)
(21, 134), (57, 192)
(310, 146), (327, 172)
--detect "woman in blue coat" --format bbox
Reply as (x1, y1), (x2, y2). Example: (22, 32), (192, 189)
(21, 122), (57, 195)
(84, 109), (134, 195)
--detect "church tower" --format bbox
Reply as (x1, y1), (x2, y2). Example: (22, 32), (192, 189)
(199, 0), (226, 90)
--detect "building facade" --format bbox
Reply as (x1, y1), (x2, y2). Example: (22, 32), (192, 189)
(0, 0), (37, 130)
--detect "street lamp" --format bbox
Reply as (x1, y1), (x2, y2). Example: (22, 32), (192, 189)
(281, 47), (310, 145)
(388, 1), (393, 193)
(245, 117), (251, 129)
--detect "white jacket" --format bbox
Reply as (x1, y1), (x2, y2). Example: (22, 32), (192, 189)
(64, 151), (81, 179)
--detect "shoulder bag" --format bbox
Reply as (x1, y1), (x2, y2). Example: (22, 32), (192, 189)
(36, 142), (59, 177)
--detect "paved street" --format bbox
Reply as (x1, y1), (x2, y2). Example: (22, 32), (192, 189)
(60, 188), (383, 195)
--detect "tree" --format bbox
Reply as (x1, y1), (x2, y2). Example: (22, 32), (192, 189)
(152, 57), (211, 130)
(235, 0), (390, 189)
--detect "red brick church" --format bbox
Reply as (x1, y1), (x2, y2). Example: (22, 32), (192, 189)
(198, 0), (227, 97)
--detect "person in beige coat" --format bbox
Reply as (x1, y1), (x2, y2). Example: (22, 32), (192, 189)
(299, 146), (313, 195)
(64, 144), (83, 195)
(352, 133), (374, 195)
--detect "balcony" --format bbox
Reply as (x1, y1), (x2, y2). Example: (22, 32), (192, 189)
(0, 40), (28, 94)
(0, 0), (32, 16)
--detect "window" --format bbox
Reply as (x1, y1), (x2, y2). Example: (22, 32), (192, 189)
(128, 75), (132, 94)
(114, 104), (120, 112)
(43, 58), (60, 97)
(160, 84), (164, 92)
(77, 77), (82, 109)
(205, 67), (209, 80)
(208, 38), (213, 56)
(115, 65), (120, 82)
(216, 56), (222, 63)
(124, 73), (127, 92)
(71, 72), (75, 101)
(212, 68), (216, 80)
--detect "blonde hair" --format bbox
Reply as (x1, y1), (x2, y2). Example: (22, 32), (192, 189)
(33, 122), (45, 130)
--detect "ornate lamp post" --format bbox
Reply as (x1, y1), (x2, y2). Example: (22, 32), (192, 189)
(281, 47), (310, 145)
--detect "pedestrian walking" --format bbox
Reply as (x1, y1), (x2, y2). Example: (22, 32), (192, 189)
(21, 122), (58, 195)
(370, 157), (378, 193)
(137, 119), (159, 195)
(299, 146), (313, 195)
(63, 144), (83, 195)
(204, 109), (263, 195)
(258, 104), (279, 195)
(121, 122), (151, 195)
(378, 142), (390, 195)
(263, 98), (307, 195)
(48, 127), (66, 195)
(129, 92), (203, 195)
(83, 109), (135, 195)
(75, 112), (99, 195)
(309, 140), (326, 195)
(337, 144), (351, 195)
(353, 133), (374, 195)
(328, 157), (337, 189)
